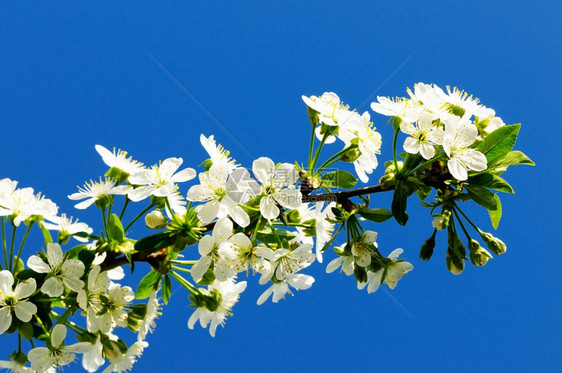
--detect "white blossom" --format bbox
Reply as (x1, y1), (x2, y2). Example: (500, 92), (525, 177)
(257, 273), (314, 305)
(27, 325), (90, 372)
(191, 218), (233, 283)
(358, 249), (414, 293)
(27, 243), (85, 297)
(95, 145), (144, 176)
(102, 341), (147, 373)
(252, 157), (302, 220)
(351, 231), (378, 267)
(68, 179), (131, 210)
(187, 277), (247, 337)
(138, 290), (161, 342)
(0, 271), (37, 334)
(258, 243), (315, 284)
(127, 158), (196, 202)
(41, 214), (93, 242)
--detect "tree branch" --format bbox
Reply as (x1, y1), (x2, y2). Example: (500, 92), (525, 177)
(100, 183), (394, 272)
(302, 183), (393, 203)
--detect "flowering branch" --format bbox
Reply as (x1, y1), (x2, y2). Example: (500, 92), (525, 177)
(0, 82), (534, 372)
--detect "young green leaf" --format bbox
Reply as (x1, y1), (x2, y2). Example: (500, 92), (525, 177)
(468, 173), (514, 194)
(162, 275), (172, 304)
(321, 170), (358, 189)
(488, 194), (502, 229)
(136, 270), (161, 300)
(391, 182), (409, 225)
(256, 229), (296, 244)
(489, 150), (535, 169)
(481, 124), (520, 164)
(134, 231), (175, 252)
(465, 185), (498, 210)
(107, 214), (125, 243)
(40, 225), (53, 245)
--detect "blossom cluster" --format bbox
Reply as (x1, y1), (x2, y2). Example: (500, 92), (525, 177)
(371, 83), (505, 181)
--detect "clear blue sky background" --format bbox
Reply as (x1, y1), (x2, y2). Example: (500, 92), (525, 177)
(1, 1), (561, 372)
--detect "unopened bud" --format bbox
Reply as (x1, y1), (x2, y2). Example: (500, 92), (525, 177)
(145, 210), (167, 229)
(432, 210), (451, 230)
(469, 239), (493, 267)
(480, 232), (507, 255)
(446, 248), (464, 275)
(419, 230), (437, 261)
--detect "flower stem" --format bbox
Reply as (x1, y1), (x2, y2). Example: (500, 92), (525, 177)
(1, 217), (6, 270)
(171, 265), (191, 274)
(119, 196), (130, 221)
(170, 271), (200, 295)
(125, 203), (155, 232)
(309, 132), (329, 173)
(316, 145), (354, 175)
(171, 260), (197, 265)
(453, 203), (481, 232)
(13, 222), (34, 272)
(308, 124), (316, 167)
(8, 224), (17, 271)
(406, 155), (442, 177)
(392, 127), (400, 172)
(452, 208), (471, 241)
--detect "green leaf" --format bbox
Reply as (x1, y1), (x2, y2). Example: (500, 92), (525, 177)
(136, 270), (161, 300)
(321, 170), (358, 189)
(18, 322), (34, 340)
(465, 185), (498, 210)
(481, 124), (520, 164)
(162, 275), (172, 305)
(468, 173), (514, 194)
(357, 208), (393, 223)
(391, 182), (409, 225)
(488, 194), (502, 229)
(256, 229), (296, 244)
(134, 231), (175, 252)
(107, 214), (125, 243)
(78, 249), (96, 270)
(72, 231), (102, 241)
(489, 150), (535, 169)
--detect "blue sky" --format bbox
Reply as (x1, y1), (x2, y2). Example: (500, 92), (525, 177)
(1, 1), (561, 372)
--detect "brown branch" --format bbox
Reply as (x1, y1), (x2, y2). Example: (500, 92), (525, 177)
(100, 183), (394, 272)
(302, 183), (394, 203)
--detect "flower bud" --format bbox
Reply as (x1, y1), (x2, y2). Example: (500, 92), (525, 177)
(446, 248), (464, 275)
(419, 230), (437, 261)
(480, 232), (507, 255)
(432, 210), (451, 230)
(145, 210), (167, 229)
(469, 239), (493, 267)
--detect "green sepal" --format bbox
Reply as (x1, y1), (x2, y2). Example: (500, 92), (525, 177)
(107, 214), (125, 243)
(320, 170), (358, 189)
(162, 274), (172, 305)
(465, 185), (498, 210)
(468, 173), (514, 194)
(481, 124), (520, 164)
(136, 270), (161, 300)
(357, 208), (393, 223)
